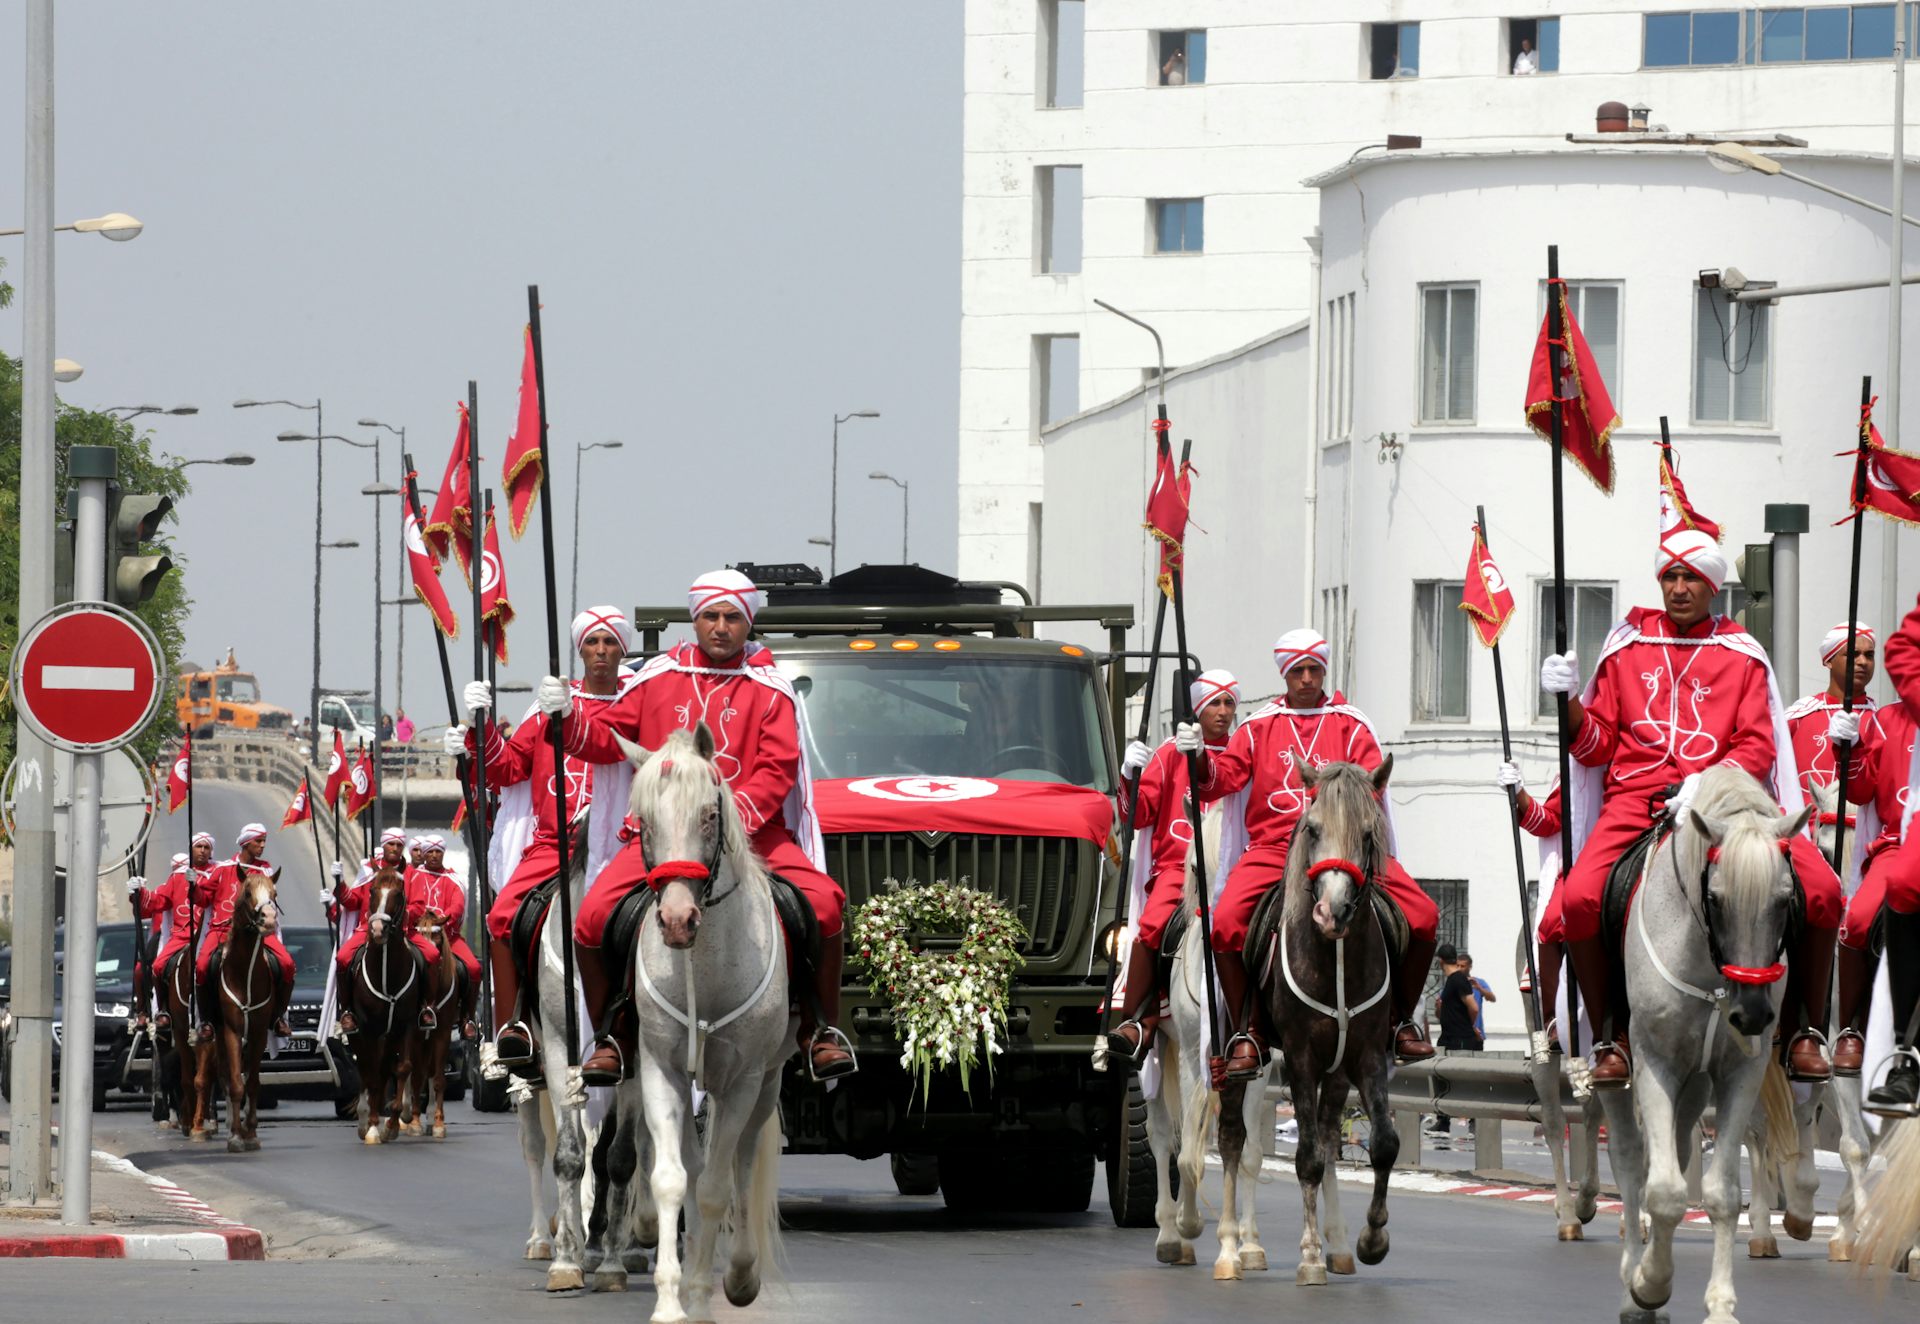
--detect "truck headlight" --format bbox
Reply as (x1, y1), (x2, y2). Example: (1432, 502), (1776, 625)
(1098, 922), (1125, 965)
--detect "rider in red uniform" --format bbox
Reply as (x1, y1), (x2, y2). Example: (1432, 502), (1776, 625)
(1494, 763), (1568, 1043)
(331, 829), (424, 1032)
(1861, 597), (1920, 1110)
(192, 824), (295, 1042)
(1188, 628), (1440, 1079)
(453, 605), (638, 1066)
(130, 833), (216, 1033)
(1545, 532), (1840, 1085)
(550, 569), (853, 1086)
(406, 835), (481, 1039)
(1104, 669), (1239, 1063)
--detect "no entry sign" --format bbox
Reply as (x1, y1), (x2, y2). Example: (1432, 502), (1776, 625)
(13, 603), (163, 753)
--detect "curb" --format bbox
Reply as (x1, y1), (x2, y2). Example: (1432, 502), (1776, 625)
(0, 1151), (266, 1260)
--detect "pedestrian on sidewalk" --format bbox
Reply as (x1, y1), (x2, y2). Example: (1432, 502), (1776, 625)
(1463, 952), (1494, 1045)
(1427, 944), (1481, 1137)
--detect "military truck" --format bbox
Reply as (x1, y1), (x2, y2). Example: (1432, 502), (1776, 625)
(635, 565), (1160, 1221)
(176, 649), (295, 738)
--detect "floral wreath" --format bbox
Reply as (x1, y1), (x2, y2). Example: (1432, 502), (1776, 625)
(849, 879), (1027, 1101)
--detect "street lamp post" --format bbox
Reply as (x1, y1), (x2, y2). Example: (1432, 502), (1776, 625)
(106, 403), (198, 419)
(382, 596), (423, 826)
(571, 440), (623, 618)
(869, 471), (909, 562)
(0, 210), (142, 240)
(175, 453), (256, 469)
(364, 483), (401, 843)
(829, 410), (880, 577)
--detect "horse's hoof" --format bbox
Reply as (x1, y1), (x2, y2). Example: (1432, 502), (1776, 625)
(1240, 1247), (1268, 1272)
(1213, 1257), (1243, 1282)
(591, 1269), (627, 1293)
(363, 1130), (382, 1146)
(226, 1136), (245, 1154)
(188, 1130), (208, 1144)
(1829, 1238), (1853, 1263)
(244, 1137), (260, 1153)
(1326, 1252), (1355, 1275)
(1558, 1223), (1584, 1242)
(1155, 1240), (1184, 1265)
(1176, 1244), (1196, 1265)
(1629, 1272), (1672, 1311)
(432, 1124), (446, 1140)
(1356, 1230), (1389, 1266)
(724, 1266), (761, 1307)
(1618, 1312), (1669, 1324)
(525, 1240), (554, 1261)
(544, 1265), (584, 1292)
(1748, 1235), (1780, 1259)
(1294, 1263), (1327, 1287)
(1783, 1212), (1813, 1242)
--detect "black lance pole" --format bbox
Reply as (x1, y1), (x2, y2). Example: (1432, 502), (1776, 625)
(1545, 246), (1583, 1059)
(465, 388), (495, 1035)
(527, 285), (580, 1066)
(400, 454), (492, 968)
(1478, 507), (1547, 1043)
(301, 772), (335, 955)
(1097, 438), (1192, 1047)
(1831, 376), (1874, 875)
(184, 735), (206, 988)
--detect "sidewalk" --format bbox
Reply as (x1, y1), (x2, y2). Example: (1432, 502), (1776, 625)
(0, 1130), (264, 1259)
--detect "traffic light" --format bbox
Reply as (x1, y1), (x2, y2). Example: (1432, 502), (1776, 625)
(106, 487), (175, 607)
(54, 493), (76, 605)
(1735, 542), (1773, 655)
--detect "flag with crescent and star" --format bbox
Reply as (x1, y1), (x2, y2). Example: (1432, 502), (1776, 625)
(504, 325), (544, 539)
(479, 508), (513, 663)
(425, 402), (474, 578)
(166, 732), (191, 813)
(343, 745), (377, 822)
(406, 500), (461, 640)
(1458, 523), (1517, 648)
(1839, 396), (1920, 527)
(1525, 280), (1620, 494)
(1143, 425), (1194, 600)
(282, 773), (313, 828)
(323, 729), (349, 805)
(1659, 444), (1723, 543)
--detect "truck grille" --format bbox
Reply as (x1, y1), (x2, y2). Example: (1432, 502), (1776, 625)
(824, 833), (1097, 973)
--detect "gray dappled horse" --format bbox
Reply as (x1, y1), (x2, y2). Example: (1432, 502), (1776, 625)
(1600, 764), (1807, 1324)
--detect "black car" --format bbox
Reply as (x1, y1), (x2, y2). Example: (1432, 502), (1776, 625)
(257, 925), (360, 1109)
(0, 922), (143, 1111)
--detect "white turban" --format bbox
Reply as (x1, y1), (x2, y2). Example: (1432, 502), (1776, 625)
(1656, 530), (1728, 593)
(170, 852), (189, 868)
(422, 834), (446, 851)
(191, 831), (214, 848)
(571, 605), (634, 655)
(236, 823), (267, 846)
(1189, 668), (1241, 714)
(381, 827), (407, 846)
(1821, 621), (1874, 664)
(1272, 629), (1332, 677)
(688, 569), (765, 623)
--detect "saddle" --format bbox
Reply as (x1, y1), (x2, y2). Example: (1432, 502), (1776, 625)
(1243, 879), (1408, 989)
(1158, 903), (1192, 972)
(1601, 822), (1808, 955)
(508, 877), (560, 980)
(604, 874), (823, 1012)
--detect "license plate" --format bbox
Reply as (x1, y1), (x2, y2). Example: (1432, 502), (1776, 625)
(287, 1036), (316, 1054)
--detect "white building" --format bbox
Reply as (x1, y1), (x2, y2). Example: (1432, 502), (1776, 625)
(1039, 141), (1920, 1036)
(962, 0), (1920, 585)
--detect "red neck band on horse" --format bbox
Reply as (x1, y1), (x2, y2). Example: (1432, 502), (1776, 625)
(1305, 857), (1367, 886)
(1704, 839), (1790, 866)
(1719, 962), (1786, 986)
(646, 860), (710, 892)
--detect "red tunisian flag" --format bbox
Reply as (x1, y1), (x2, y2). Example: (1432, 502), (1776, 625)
(166, 732), (192, 813)
(478, 508), (513, 663)
(1143, 423), (1194, 600)
(343, 745), (376, 822)
(425, 402), (474, 580)
(503, 325), (544, 539)
(322, 729), (349, 806)
(1841, 397), (1920, 526)
(1658, 444), (1723, 543)
(1458, 524), (1517, 649)
(282, 774), (313, 828)
(405, 503), (460, 640)
(1525, 281), (1620, 494)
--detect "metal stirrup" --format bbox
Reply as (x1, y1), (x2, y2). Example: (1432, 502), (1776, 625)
(807, 1025), (858, 1081)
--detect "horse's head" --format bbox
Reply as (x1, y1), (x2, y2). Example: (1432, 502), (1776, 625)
(236, 868), (280, 937)
(416, 906), (448, 949)
(616, 723), (751, 951)
(1291, 754), (1392, 941)
(1686, 775), (1812, 1038)
(1808, 778), (1850, 863)
(365, 867), (407, 946)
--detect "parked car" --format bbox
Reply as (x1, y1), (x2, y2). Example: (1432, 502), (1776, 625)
(0, 922), (142, 1111)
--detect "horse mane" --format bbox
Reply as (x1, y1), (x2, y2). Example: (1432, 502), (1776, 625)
(1679, 764), (1788, 933)
(1282, 762), (1389, 913)
(631, 727), (770, 896)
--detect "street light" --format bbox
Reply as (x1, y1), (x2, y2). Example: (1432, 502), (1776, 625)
(829, 410), (880, 578)
(0, 211), (142, 241)
(52, 359), (81, 383)
(572, 440), (624, 618)
(362, 481), (403, 840)
(869, 471), (910, 562)
(322, 538), (361, 549)
(107, 403), (198, 419)
(1706, 142), (1920, 228)
(176, 453), (255, 469)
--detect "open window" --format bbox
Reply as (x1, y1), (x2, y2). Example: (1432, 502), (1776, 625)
(1156, 29), (1207, 84)
(1035, 165), (1082, 274)
(1369, 22), (1420, 79)
(1038, 0), (1084, 108)
(1507, 17), (1560, 73)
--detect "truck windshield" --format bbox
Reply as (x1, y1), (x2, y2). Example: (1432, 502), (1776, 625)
(216, 675), (260, 702)
(95, 927), (138, 978)
(781, 653), (1112, 791)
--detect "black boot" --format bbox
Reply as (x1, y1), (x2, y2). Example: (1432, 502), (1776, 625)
(1868, 912), (1920, 1114)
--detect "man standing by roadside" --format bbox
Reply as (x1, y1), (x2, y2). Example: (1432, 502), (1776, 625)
(1428, 943), (1480, 1136)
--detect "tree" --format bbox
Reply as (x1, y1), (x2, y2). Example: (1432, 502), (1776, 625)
(0, 351), (194, 784)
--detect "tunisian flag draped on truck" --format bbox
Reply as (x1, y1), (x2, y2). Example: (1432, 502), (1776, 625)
(811, 775), (1114, 843)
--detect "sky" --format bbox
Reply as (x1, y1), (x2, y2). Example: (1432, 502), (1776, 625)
(0, 3), (961, 723)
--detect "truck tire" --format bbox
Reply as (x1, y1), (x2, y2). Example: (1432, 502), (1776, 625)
(890, 1151), (941, 1197)
(1107, 1075), (1161, 1228)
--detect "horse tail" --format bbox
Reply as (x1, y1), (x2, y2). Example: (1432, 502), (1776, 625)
(744, 1110), (788, 1286)
(1756, 1057), (1801, 1181)
(1176, 1040), (1214, 1196)
(1855, 1118), (1920, 1275)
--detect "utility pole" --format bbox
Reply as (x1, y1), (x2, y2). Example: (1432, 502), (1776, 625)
(1886, 34), (1907, 687)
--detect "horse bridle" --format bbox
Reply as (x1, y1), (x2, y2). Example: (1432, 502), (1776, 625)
(358, 877), (417, 1035)
(1688, 836), (1791, 987)
(636, 784), (738, 909)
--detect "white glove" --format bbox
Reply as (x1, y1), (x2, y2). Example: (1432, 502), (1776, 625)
(1829, 709), (1861, 745)
(1540, 651), (1581, 696)
(1121, 739), (1152, 777)
(1667, 770), (1704, 820)
(1173, 722), (1202, 755)
(329, 861), (344, 882)
(127, 875), (146, 892)
(443, 725), (469, 757)
(561, 1064), (588, 1109)
(318, 889), (334, 906)
(462, 679), (492, 714)
(1495, 761), (1522, 790)
(479, 1040), (509, 1083)
(536, 675), (573, 719)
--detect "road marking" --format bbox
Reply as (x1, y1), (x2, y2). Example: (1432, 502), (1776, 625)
(41, 664), (135, 691)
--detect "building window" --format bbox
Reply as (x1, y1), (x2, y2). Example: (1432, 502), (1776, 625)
(1539, 280), (1623, 411)
(1694, 284), (1771, 425)
(1419, 284), (1477, 424)
(1412, 581), (1470, 723)
(1033, 333), (1080, 437)
(1536, 581), (1616, 720)
(1039, 0), (1085, 108)
(1649, 6), (1917, 67)
(1710, 580), (1752, 620)
(1369, 22), (1421, 78)
(1035, 165), (1082, 274)
(1027, 502), (1045, 600)
(1321, 584), (1351, 685)
(1320, 292), (1356, 441)
(1509, 17), (1561, 72)
(1157, 29), (1207, 84)
(1645, 11), (1743, 65)
(1152, 198), (1204, 253)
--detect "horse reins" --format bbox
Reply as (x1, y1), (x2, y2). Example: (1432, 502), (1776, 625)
(1281, 846), (1389, 1070)
(220, 886), (278, 1038)
(633, 784), (739, 908)
(358, 880), (417, 1036)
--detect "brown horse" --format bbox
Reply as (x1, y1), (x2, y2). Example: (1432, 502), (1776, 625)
(160, 945), (218, 1139)
(346, 867), (423, 1144)
(194, 868), (290, 1153)
(410, 906), (462, 1140)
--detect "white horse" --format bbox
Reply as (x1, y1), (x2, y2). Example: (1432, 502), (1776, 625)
(605, 725), (790, 1324)
(1140, 810), (1269, 1279)
(1599, 765), (1809, 1324)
